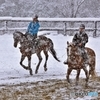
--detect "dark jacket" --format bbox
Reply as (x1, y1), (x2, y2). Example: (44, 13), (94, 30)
(72, 31), (88, 47)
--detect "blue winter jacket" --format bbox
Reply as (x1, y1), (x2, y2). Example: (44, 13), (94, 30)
(26, 21), (40, 35)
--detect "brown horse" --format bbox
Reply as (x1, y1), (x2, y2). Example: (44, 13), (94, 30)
(13, 31), (60, 75)
(65, 41), (96, 86)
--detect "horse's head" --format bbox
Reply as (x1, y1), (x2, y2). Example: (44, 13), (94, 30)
(67, 41), (77, 56)
(13, 31), (24, 48)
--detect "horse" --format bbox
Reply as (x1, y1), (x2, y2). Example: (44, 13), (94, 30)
(13, 31), (60, 75)
(65, 41), (97, 86)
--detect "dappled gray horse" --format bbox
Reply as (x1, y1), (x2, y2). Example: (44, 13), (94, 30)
(13, 31), (60, 75)
(65, 41), (97, 86)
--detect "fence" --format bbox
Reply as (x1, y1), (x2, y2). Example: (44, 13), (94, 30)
(0, 17), (100, 37)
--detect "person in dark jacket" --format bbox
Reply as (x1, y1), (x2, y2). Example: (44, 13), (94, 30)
(26, 15), (40, 40)
(72, 24), (88, 47)
(72, 24), (88, 64)
(64, 24), (88, 65)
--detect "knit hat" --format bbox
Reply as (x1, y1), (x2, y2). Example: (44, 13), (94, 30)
(34, 15), (38, 19)
(80, 24), (85, 29)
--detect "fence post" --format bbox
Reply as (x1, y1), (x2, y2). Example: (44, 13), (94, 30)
(93, 21), (97, 37)
(4, 21), (7, 30)
(4, 20), (8, 34)
(64, 22), (67, 35)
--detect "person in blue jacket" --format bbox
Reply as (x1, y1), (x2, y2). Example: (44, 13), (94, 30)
(26, 15), (40, 39)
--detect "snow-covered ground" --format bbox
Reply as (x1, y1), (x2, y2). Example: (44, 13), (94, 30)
(0, 31), (100, 85)
(0, 31), (100, 100)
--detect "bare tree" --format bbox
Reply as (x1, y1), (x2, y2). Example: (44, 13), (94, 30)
(70, 0), (86, 18)
(0, 0), (99, 18)
(69, 0), (86, 35)
(74, 0), (86, 17)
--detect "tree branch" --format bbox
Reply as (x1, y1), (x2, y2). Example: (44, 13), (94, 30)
(74, 0), (86, 17)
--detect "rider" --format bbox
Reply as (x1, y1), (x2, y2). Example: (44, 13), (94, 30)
(25, 15), (40, 40)
(64, 24), (88, 65)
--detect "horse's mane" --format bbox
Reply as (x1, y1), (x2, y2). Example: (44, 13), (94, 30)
(15, 31), (23, 35)
(16, 31), (23, 34)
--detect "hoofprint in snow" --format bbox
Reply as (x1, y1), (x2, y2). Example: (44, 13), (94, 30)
(0, 31), (100, 99)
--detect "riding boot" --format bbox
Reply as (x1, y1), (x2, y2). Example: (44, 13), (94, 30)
(82, 52), (88, 66)
(64, 57), (70, 64)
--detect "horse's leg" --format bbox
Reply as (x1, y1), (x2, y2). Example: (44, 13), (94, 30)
(27, 55), (33, 75)
(43, 50), (48, 71)
(76, 69), (81, 85)
(66, 67), (72, 83)
(20, 55), (29, 70)
(83, 66), (89, 86)
(35, 52), (42, 74)
(89, 64), (93, 77)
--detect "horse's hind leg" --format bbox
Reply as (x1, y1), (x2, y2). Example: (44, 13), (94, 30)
(83, 66), (89, 86)
(66, 67), (72, 83)
(76, 69), (81, 85)
(89, 64), (94, 77)
(43, 50), (48, 71)
(35, 52), (42, 74)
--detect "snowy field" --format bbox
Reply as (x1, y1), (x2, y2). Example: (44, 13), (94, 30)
(0, 31), (100, 100)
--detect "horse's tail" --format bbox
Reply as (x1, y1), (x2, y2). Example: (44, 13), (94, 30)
(86, 47), (97, 79)
(48, 39), (60, 62)
(89, 56), (97, 79)
(89, 67), (97, 80)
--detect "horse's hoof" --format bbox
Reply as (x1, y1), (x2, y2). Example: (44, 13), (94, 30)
(85, 84), (88, 87)
(75, 82), (78, 86)
(35, 71), (38, 74)
(29, 70), (33, 75)
(29, 71), (33, 75)
(30, 73), (33, 75)
(30, 72), (33, 75)
(67, 79), (71, 84)
(44, 68), (47, 71)
(85, 83), (88, 87)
